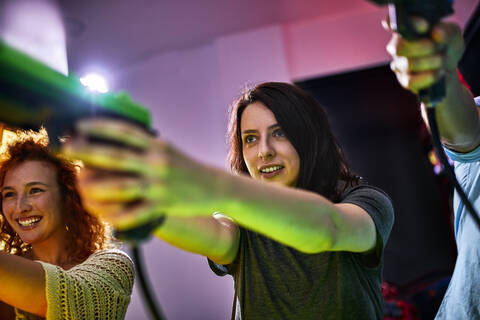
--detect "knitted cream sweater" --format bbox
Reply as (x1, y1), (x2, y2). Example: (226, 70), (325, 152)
(15, 249), (135, 320)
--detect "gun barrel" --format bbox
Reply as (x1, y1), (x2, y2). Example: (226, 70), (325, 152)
(0, 40), (152, 144)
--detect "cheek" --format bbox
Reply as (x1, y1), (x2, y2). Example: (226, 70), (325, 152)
(2, 205), (17, 230)
(285, 146), (301, 174)
(292, 150), (301, 169)
(35, 194), (61, 218)
(242, 148), (258, 176)
(2, 201), (14, 218)
(49, 193), (64, 220)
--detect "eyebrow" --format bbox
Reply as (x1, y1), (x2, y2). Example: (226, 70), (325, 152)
(241, 124), (280, 135)
(1, 182), (49, 192)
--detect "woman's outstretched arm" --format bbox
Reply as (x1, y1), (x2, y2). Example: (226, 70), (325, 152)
(66, 120), (383, 254)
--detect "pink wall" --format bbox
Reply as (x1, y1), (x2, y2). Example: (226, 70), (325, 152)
(283, 7), (390, 80)
(114, 2), (477, 318)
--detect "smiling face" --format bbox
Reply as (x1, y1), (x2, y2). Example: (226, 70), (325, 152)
(1, 160), (66, 247)
(240, 102), (300, 187)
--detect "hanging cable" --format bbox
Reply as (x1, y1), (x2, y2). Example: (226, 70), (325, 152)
(131, 245), (167, 320)
(115, 216), (167, 320)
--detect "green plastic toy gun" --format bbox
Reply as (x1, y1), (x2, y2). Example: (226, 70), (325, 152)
(0, 40), (166, 241)
(0, 40), (152, 146)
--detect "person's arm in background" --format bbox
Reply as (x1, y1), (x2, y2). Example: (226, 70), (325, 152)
(386, 18), (480, 152)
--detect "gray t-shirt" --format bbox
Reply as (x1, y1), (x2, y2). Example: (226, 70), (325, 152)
(209, 185), (394, 320)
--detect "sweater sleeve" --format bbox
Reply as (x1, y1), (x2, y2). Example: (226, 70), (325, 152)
(39, 249), (134, 320)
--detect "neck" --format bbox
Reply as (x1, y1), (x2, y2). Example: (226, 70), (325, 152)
(30, 231), (73, 268)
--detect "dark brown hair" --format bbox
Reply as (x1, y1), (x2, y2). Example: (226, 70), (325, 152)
(227, 82), (359, 201)
(0, 129), (110, 261)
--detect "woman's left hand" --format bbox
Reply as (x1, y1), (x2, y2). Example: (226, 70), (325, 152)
(63, 119), (223, 230)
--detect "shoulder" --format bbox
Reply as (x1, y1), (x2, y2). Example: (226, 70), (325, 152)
(86, 248), (134, 265)
(341, 184), (394, 232)
(69, 249), (135, 294)
(84, 249), (135, 278)
(341, 184), (392, 208)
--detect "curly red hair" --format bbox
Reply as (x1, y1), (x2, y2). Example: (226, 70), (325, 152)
(0, 129), (110, 262)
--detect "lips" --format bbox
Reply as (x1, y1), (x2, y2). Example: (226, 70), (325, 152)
(16, 216), (42, 229)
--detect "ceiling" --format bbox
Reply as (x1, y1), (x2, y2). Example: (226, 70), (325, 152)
(59, 0), (379, 74)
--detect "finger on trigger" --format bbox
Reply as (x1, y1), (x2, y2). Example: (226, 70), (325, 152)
(80, 176), (145, 203)
(396, 38), (436, 58)
(82, 199), (125, 221)
(409, 69), (445, 92)
(76, 118), (153, 150)
(407, 54), (444, 73)
(63, 142), (147, 174)
(114, 203), (162, 230)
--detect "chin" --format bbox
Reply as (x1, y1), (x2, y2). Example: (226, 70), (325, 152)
(17, 233), (40, 245)
(270, 179), (290, 187)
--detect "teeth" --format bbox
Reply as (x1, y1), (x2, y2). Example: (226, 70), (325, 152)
(18, 217), (41, 227)
(260, 165), (283, 173)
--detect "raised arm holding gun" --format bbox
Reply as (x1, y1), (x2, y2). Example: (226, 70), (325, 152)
(385, 10), (480, 320)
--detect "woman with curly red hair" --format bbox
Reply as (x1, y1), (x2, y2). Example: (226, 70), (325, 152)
(0, 129), (134, 320)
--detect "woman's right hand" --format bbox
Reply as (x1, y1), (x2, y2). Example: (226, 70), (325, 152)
(63, 118), (225, 230)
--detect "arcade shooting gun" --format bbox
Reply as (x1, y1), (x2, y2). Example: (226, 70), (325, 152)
(367, 0), (480, 230)
(367, 0), (454, 105)
(0, 40), (166, 319)
(0, 40), (151, 147)
(0, 40), (168, 238)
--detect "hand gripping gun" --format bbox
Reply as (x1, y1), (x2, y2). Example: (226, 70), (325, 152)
(367, 0), (480, 230)
(368, 0), (454, 105)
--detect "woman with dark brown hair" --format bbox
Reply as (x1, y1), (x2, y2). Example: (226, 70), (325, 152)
(0, 129), (134, 320)
(67, 82), (394, 319)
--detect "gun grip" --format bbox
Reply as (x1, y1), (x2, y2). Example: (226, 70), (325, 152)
(114, 215), (166, 243)
(418, 78), (446, 108)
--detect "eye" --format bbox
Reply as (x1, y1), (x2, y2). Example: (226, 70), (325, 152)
(244, 135), (257, 144)
(2, 191), (15, 199)
(272, 128), (286, 138)
(29, 187), (44, 195)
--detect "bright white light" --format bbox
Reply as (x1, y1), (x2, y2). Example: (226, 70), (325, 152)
(80, 73), (109, 93)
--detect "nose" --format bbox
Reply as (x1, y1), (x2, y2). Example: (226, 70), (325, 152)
(257, 137), (275, 160)
(18, 194), (32, 213)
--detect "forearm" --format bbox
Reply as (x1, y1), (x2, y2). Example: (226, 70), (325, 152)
(421, 71), (480, 152)
(209, 171), (339, 253)
(153, 215), (239, 264)
(0, 252), (46, 316)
